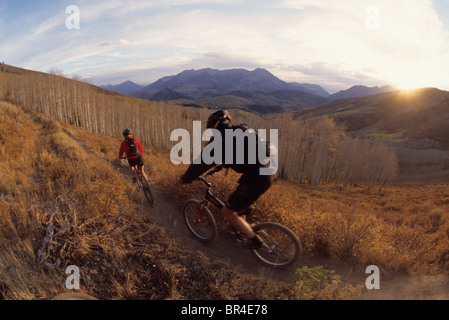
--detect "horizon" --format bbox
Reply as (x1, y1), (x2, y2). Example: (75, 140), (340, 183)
(1, 1), (449, 93)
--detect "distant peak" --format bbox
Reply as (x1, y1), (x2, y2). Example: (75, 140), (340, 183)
(253, 68), (270, 73)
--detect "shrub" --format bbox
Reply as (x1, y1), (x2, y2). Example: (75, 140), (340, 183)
(294, 266), (363, 300)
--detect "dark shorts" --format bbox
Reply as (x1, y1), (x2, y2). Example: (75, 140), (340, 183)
(226, 175), (273, 213)
(128, 155), (144, 168)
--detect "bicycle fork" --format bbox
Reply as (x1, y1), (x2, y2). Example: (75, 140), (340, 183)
(195, 200), (208, 226)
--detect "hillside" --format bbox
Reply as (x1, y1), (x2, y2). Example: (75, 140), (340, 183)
(2, 64), (449, 300)
(1, 63), (400, 188)
(0, 101), (301, 300)
(2, 62), (447, 183)
(328, 85), (396, 101)
(2, 101), (449, 300)
(294, 87), (449, 138)
(293, 88), (449, 179)
(101, 80), (144, 95)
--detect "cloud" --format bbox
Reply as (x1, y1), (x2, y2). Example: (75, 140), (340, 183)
(118, 39), (130, 46)
(266, 0), (449, 89)
(2, 0), (449, 90)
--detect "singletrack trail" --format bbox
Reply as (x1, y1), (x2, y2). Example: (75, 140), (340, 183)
(115, 163), (449, 300)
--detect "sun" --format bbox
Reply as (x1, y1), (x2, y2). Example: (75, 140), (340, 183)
(398, 88), (418, 98)
(386, 67), (431, 91)
(389, 74), (424, 96)
(394, 79), (424, 91)
(388, 66), (443, 91)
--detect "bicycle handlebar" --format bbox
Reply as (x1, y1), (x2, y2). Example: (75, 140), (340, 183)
(206, 165), (223, 176)
(198, 176), (212, 188)
(196, 165), (223, 188)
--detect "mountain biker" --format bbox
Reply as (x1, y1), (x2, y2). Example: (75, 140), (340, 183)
(180, 110), (276, 249)
(119, 128), (147, 183)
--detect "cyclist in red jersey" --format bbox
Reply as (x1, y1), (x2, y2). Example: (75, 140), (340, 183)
(119, 128), (147, 182)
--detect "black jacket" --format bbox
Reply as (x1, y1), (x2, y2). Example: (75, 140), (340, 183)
(181, 122), (273, 184)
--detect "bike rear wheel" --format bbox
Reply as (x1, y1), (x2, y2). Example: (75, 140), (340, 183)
(140, 174), (153, 205)
(252, 222), (301, 268)
(183, 200), (217, 243)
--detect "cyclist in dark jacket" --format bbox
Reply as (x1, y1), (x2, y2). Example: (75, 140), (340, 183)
(180, 110), (275, 249)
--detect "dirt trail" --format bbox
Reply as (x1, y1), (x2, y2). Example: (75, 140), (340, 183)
(115, 162), (449, 300)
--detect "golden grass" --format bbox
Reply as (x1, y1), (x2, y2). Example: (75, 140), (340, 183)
(1, 100), (448, 300)
(150, 150), (449, 276)
(0, 102), (302, 300)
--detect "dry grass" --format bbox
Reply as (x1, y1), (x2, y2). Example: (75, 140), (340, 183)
(152, 146), (449, 276)
(1, 101), (448, 300)
(0, 102), (300, 300)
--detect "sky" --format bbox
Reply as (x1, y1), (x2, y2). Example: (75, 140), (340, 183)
(1, 0), (449, 93)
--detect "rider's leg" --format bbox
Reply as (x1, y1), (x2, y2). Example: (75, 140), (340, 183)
(222, 206), (263, 249)
(224, 178), (274, 248)
(130, 165), (138, 182)
(140, 165), (148, 180)
(221, 206), (256, 239)
(137, 155), (148, 180)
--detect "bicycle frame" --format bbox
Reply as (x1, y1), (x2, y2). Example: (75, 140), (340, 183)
(130, 164), (144, 182)
(194, 176), (225, 226)
(132, 164), (153, 205)
(199, 177), (224, 208)
(185, 172), (301, 268)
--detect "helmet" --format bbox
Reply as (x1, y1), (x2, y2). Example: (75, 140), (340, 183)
(206, 110), (231, 129)
(122, 128), (132, 137)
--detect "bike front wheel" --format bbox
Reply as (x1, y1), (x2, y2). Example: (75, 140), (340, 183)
(183, 200), (217, 243)
(252, 222), (301, 268)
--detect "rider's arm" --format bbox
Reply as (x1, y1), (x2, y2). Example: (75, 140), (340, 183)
(118, 141), (127, 160)
(136, 138), (144, 155)
(181, 162), (215, 184)
(181, 128), (224, 183)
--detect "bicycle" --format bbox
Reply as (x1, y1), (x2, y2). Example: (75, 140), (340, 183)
(182, 167), (302, 268)
(132, 164), (153, 206)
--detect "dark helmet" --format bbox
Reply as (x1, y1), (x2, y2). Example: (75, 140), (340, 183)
(122, 128), (132, 137)
(206, 110), (231, 129)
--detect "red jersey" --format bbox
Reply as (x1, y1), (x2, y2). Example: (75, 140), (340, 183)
(119, 137), (144, 160)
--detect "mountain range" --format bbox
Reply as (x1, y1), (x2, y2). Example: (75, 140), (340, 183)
(101, 66), (449, 178)
(100, 68), (396, 114)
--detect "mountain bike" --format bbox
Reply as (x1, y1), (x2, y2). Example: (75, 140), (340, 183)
(132, 165), (153, 206)
(182, 167), (302, 268)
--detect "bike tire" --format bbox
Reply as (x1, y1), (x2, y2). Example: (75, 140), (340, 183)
(140, 175), (154, 205)
(251, 222), (302, 268)
(183, 200), (217, 243)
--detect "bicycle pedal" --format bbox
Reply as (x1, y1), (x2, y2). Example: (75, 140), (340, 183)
(231, 229), (244, 238)
(234, 233), (247, 242)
